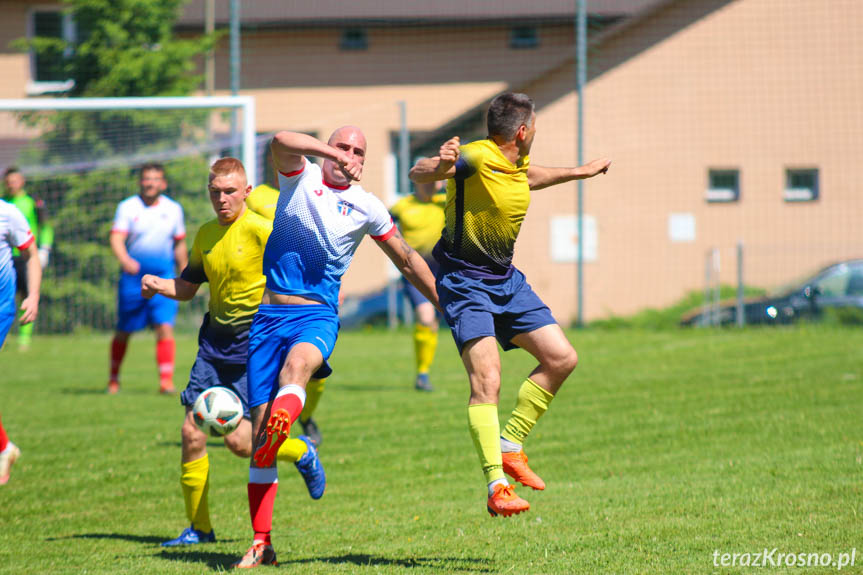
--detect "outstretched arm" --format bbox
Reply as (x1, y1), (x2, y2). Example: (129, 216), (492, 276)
(270, 131), (363, 181)
(409, 136), (460, 183)
(141, 274), (200, 301)
(528, 158), (611, 191)
(376, 231), (441, 312)
(19, 241), (41, 324)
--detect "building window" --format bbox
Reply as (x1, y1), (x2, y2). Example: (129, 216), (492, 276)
(784, 168), (819, 202)
(340, 28), (368, 51)
(28, 9), (77, 94)
(510, 26), (539, 49)
(706, 169), (740, 203)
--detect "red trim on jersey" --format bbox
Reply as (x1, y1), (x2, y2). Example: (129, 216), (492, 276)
(110, 229), (129, 235)
(17, 233), (35, 251)
(371, 223), (397, 242)
(173, 233), (186, 241)
(324, 179), (350, 191)
(279, 159), (306, 178)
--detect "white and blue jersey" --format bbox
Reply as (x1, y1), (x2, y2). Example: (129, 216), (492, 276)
(263, 160), (396, 311)
(1, 200), (35, 345)
(111, 194), (186, 276)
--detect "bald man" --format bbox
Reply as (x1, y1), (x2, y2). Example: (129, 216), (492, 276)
(233, 127), (441, 568)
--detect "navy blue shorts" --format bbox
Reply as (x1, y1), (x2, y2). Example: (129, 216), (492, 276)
(437, 266), (556, 354)
(181, 354), (251, 419)
(116, 273), (178, 332)
(402, 256), (439, 307)
(247, 304), (338, 409)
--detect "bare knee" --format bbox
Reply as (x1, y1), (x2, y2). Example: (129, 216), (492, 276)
(548, 347), (578, 380)
(181, 418), (207, 455)
(224, 431), (252, 458)
(470, 368), (501, 403)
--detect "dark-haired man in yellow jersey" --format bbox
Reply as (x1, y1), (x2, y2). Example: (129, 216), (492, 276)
(142, 158), (327, 547)
(246, 177), (327, 446)
(410, 92), (611, 518)
(389, 179), (446, 391)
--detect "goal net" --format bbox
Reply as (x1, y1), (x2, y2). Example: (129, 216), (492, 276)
(0, 96), (258, 334)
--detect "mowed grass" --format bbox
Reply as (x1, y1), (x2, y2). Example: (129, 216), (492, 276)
(0, 326), (861, 574)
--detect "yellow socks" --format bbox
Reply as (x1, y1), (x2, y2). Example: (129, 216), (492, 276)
(413, 325), (438, 375)
(181, 455), (212, 533)
(300, 378), (325, 423)
(501, 378), (554, 446)
(467, 404), (505, 484)
(276, 437), (309, 464)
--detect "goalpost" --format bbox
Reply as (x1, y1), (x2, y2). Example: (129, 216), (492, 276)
(0, 95), (258, 335)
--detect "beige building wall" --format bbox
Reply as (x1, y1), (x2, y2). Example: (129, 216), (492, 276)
(1, 0), (860, 322)
(518, 0), (863, 322)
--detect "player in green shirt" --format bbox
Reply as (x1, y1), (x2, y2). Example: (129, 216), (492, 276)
(3, 167), (53, 350)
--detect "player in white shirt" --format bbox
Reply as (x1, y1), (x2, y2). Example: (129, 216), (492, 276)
(232, 127), (440, 568)
(108, 163), (187, 395)
(0, 199), (41, 484)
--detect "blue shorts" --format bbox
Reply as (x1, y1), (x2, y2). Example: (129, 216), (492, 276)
(402, 256), (439, 307)
(0, 279), (16, 347)
(181, 353), (251, 419)
(437, 266), (556, 354)
(116, 273), (178, 332)
(247, 304), (338, 409)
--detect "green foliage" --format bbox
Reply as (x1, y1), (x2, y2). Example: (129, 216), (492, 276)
(588, 285), (767, 330)
(15, 0), (217, 333)
(1, 327), (861, 573)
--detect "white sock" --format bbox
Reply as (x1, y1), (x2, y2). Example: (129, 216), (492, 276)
(488, 478), (509, 497)
(500, 436), (522, 453)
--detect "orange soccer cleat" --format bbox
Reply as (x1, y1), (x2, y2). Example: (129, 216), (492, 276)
(487, 483), (530, 517)
(502, 450), (546, 491)
(232, 541), (277, 569)
(253, 409), (292, 468)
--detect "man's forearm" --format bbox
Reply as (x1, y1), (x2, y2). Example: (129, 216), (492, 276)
(272, 131), (338, 162)
(401, 252), (441, 311)
(25, 248), (42, 302)
(409, 157), (452, 183)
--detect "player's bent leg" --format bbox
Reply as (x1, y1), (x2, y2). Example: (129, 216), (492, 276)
(413, 302), (438, 391)
(108, 331), (131, 394)
(253, 343), (322, 468)
(224, 418), (252, 458)
(164, 412), (214, 546)
(498, 325), (577, 490)
(300, 378), (325, 446)
(293, 436), (326, 500)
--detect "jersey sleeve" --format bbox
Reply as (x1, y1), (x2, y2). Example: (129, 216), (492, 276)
(111, 201), (132, 234)
(180, 232), (206, 284)
(8, 204), (34, 250)
(454, 145), (480, 180)
(276, 157), (311, 199)
(368, 195), (397, 241)
(173, 203), (186, 241)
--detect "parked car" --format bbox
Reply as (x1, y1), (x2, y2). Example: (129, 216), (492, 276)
(681, 259), (863, 326)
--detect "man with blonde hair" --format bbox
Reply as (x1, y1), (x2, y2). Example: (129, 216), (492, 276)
(142, 158), (325, 548)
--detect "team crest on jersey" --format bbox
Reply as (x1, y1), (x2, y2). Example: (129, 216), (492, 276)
(336, 200), (354, 216)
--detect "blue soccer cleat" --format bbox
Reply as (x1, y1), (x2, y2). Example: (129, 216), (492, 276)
(414, 373), (434, 392)
(160, 525), (216, 547)
(295, 435), (326, 500)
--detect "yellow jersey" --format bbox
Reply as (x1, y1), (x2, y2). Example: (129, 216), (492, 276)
(181, 207), (272, 362)
(246, 184), (280, 220)
(389, 192), (446, 256)
(436, 139), (530, 276)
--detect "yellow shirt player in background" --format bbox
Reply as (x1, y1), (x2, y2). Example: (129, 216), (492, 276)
(142, 158), (326, 548)
(410, 92), (610, 518)
(389, 179), (445, 391)
(247, 175), (327, 446)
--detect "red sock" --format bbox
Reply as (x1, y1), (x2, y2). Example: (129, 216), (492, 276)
(248, 481), (278, 545)
(271, 388), (304, 425)
(110, 338), (128, 382)
(0, 414), (8, 452)
(156, 338), (175, 386)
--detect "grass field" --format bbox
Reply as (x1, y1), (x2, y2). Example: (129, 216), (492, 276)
(0, 326), (861, 574)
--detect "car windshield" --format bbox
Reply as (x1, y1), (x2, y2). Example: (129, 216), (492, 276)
(768, 261), (863, 298)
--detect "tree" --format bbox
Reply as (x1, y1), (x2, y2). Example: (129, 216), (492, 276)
(17, 0), (219, 333)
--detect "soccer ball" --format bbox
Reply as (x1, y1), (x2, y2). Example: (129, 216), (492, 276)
(192, 387), (244, 437)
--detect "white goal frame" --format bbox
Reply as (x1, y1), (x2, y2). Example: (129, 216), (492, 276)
(0, 95), (258, 185)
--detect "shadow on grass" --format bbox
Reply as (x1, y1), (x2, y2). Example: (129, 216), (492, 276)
(158, 550), (491, 572)
(45, 532), (239, 545)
